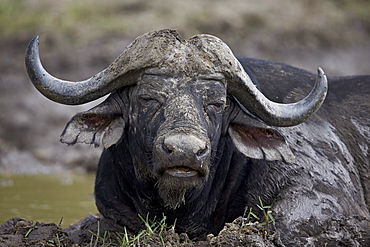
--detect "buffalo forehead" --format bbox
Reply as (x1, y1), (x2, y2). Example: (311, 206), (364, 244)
(143, 67), (225, 81)
(138, 73), (226, 101)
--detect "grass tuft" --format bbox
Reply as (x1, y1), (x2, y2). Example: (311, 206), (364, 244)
(88, 214), (175, 246)
(242, 196), (275, 230)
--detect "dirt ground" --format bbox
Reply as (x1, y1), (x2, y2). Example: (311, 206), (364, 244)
(0, 0), (369, 246)
(1, 215), (369, 246)
(0, 216), (280, 246)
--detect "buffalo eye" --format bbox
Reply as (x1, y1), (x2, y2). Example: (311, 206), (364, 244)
(138, 94), (160, 105)
(206, 102), (225, 113)
(138, 94), (154, 101)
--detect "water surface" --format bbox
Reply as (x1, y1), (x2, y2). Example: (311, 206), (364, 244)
(0, 173), (97, 228)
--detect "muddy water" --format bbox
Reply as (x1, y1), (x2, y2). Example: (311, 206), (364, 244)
(0, 173), (98, 228)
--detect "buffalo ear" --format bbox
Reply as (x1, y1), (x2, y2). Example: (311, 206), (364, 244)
(225, 96), (295, 163)
(228, 124), (295, 163)
(60, 99), (125, 149)
(61, 113), (124, 148)
(228, 125), (295, 163)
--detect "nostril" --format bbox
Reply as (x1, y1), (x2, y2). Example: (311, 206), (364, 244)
(160, 134), (209, 158)
(196, 146), (209, 157)
(161, 142), (173, 155)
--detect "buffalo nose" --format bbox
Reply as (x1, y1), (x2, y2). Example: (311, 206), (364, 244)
(161, 134), (209, 159)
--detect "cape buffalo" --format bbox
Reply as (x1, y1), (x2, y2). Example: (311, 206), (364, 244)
(25, 29), (370, 245)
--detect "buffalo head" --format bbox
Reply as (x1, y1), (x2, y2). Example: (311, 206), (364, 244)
(25, 29), (327, 209)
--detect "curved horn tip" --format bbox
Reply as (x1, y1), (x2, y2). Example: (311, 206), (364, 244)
(32, 35), (39, 42)
(317, 67), (328, 90)
(26, 36), (40, 59)
(317, 67), (326, 77)
(29, 36), (39, 48)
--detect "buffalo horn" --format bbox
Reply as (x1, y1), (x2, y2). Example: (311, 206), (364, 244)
(25, 30), (180, 105)
(25, 36), (133, 105)
(228, 66), (327, 127)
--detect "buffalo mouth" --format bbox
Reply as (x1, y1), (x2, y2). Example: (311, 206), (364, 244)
(165, 166), (199, 178)
(157, 164), (208, 180)
(156, 164), (208, 208)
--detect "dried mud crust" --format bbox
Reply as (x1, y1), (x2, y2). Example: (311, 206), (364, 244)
(2, 216), (370, 246)
(0, 216), (279, 247)
(0, 218), (74, 247)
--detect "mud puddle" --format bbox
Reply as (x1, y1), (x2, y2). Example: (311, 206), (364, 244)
(0, 173), (97, 228)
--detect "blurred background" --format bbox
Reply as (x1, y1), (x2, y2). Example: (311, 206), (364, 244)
(0, 0), (369, 226)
